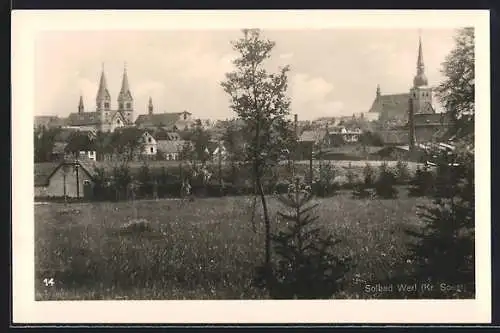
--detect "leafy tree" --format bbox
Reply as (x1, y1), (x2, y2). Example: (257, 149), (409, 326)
(359, 131), (383, 147)
(374, 162), (398, 199)
(189, 119), (211, 164)
(34, 126), (60, 162)
(436, 28), (475, 142)
(254, 179), (351, 299)
(109, 127), (146, 163)
(221, 29), (294, 269)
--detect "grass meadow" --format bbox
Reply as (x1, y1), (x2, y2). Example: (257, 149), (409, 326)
(35, 186), (435, 300)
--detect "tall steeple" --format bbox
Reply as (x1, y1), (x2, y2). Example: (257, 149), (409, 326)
(78, 95), (84, 113)
(148, 96), (154, 115)
(376, 84), (381, 98)
(96, 63), (111, 111)
(413, 33), (428, 88)
(118, 62), (133, 111)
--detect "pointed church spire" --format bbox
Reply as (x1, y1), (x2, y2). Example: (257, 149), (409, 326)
(413, 32), (428, 87)
(148, 96), (154, 115)
(118, 62), (133, 110)
(96, 64), (111, 110)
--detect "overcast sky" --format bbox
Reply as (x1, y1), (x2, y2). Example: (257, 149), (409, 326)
(35, 29), (458, 121)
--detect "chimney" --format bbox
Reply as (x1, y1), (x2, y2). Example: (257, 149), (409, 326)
(294, 114), (298, 138)
(408, 94), (416, 152)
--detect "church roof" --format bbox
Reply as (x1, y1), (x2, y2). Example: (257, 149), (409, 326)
(67, 112), (101, 126)
(96, 69), (111, 102)
(368, 93), (410, 115)
(118, 66), (133, 101)
(135, 113), (185, 128)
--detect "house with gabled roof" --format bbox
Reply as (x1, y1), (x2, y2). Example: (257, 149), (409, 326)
(34, 159), (97, 199)
(135, 97), (195, 132)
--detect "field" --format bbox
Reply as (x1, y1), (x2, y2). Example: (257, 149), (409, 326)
(35, 186), (438, 300)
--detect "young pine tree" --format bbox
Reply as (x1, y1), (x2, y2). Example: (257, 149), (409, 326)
(408, 165), (435, 197)
(254, 179), (351, 299)
(404, 146), (475, 298)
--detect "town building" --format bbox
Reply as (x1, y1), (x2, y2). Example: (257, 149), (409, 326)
(34, 160), (96, 199)
(367, 36), (452, 145)
(65, 64), (135, 133)
(135, 97), (196, 131)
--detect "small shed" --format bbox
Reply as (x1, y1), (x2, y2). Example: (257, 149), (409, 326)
(34, 160), (97, 199)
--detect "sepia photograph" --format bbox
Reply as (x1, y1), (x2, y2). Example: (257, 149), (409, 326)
(13, 10), (490, 324)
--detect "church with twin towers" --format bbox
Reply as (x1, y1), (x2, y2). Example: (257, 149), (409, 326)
(67, 63), (143, 132)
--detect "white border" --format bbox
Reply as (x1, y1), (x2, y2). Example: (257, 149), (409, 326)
(12, 10), (491, 324)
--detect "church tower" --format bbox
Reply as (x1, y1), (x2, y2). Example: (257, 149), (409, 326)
(148, 96), (154, 115)
(117, 63), (134, 124)
(96, 64), (112, 128)
(78, 95), (84, 114)
(409, 35), (434, 115)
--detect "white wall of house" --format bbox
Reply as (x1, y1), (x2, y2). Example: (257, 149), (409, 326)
(142, 132), (157, 156)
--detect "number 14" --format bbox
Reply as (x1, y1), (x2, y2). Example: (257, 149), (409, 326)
(43, 278), (55, 287)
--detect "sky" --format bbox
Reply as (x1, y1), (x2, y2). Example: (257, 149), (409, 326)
(35, 28), (458, 121)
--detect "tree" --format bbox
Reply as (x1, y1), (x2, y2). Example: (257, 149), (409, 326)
(189, 120), (211, 164)
(254, 179), (351, 299)
(221, 29), (294, 269)
(404, 145), (474, 297)
(436, 28), (475, 142)
(34, 126), (60, 162)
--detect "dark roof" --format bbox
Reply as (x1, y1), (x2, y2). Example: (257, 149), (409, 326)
(414, 112), (452, 126)
(152, 130), (181, 141)
(378, 130), (410, 145)
(135, 113), (183, 128)
(34, 162), (59, 186)
(368, 93), (410, 123)
(66, 112), (101, 126)
(34, 160), (96, 187)
(299, 129), (327, 142)
(34, 116), (65, 128)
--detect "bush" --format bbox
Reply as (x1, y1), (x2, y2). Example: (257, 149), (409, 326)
(312, 162), (338, 197)
(345, 163), (357, 189)
(374, 162), (398, 199)
(408, 165), (435, 197)
(363, 163), (375, 188)
(254, 180), (351, 299)
(394, 160), (411, 185)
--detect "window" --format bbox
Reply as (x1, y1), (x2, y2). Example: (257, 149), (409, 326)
(126, 103), (131, 109)
(104, 102), (110, 109)
(183, 113), (187, 120)
(150, 147), (154, 153)
(148, 138), (152, 143)
(167, 154), (171, 160)
(119, 103), (124, 110)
